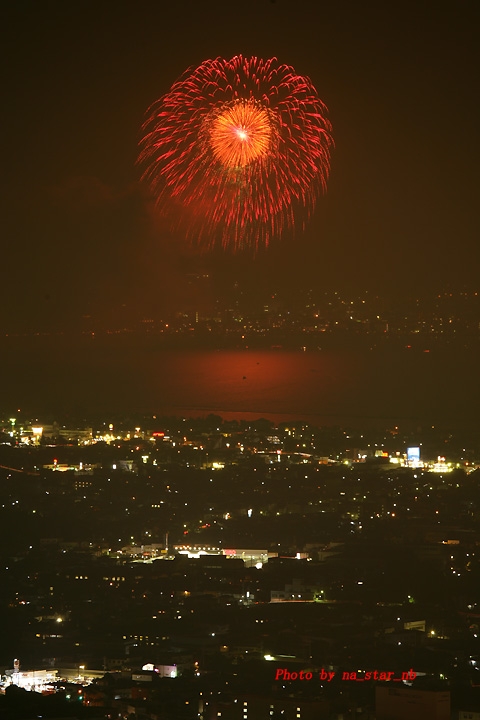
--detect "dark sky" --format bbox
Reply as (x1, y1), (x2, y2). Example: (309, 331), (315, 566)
(2, 0), (479, 329)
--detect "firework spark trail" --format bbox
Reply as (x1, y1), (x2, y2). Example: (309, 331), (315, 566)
(138, 55), (333, 251)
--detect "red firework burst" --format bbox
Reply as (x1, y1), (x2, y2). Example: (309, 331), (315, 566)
(138, 55), (333, 250)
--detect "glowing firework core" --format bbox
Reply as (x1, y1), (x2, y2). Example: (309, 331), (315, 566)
(209, 100), (274, 168)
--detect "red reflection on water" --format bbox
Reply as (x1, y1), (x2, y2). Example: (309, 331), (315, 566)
(2, 338), (478, 429)
(147, 350), (347, 421)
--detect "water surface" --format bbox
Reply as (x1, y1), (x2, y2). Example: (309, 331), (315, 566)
(1, 336), (477, 429)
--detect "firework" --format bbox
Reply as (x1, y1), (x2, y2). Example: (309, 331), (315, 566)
(138, 55), (333, 250)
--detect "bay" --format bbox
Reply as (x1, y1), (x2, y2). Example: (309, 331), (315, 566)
(1, 335), (478, 430)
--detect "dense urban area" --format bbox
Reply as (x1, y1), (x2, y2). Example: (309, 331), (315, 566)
(1, 413), (479, 719)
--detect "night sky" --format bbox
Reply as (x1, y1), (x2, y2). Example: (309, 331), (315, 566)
(2, 0), (479, 330)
